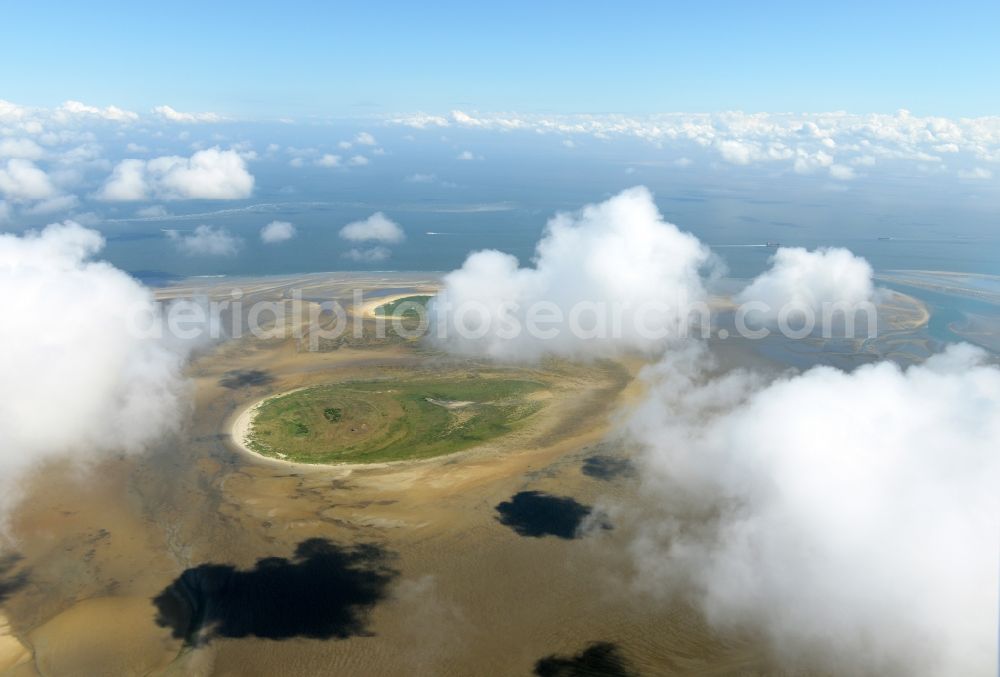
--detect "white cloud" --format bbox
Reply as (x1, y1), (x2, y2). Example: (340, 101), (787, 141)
(0, 221), (197, 519)
(626, 342), (1000, 677)
(125, 142), (148, 154)
(716, 139), (756, 165)
(451, 110), (481, 127)
(793, 149), (834, 174)
(0, 159), (57, 201)
(98, 148), (254, 201)
(343, 246), (390, 262)
(451, 109), (526, 130)
(386, 113), (450, 129)
(58, 142), (105, 166)
(260, 220), (296, 243)
(456, 150), (477, 161)
(339, 212), (405, 243)
(355, 131), (376, 146)
(829, 163), (856, 180)
(958, 167), (993, 180)
(22, 194), (80, 215)
(97, 159), (147, 200)
(167, 225), (241, 256)
(56, 100), (138, 122)
(152, 105), (223, 123)
(736, 247), (876, 325)
(0, 99), (30, 122)
(428, 186), (712, 361)
(135, 205), (169, 218)
(348, 155), (369, 166)
(315, 154), (341, 167)
(0, 138), (45, 160)
(388, 109), (1000, 180)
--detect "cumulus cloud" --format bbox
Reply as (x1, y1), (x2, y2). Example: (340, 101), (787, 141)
(0, 99), (30, 123)
(98, 148), (254, 200)
(388, 109), (1000, 181)
(0, 222), (198, 518)
(315, 154), (341, 167)
(22, 194), (80, 216)
(0, 159), (57, 201)
(348, 155), (369, 166)
(260, 220), (296, 243)
(0, 138), (45, 160)
(167, 225), (241, 256)
(135, 205), (169, 218)
(829, 163), (856, 180)
(456, 150), (477, 161)
(56, 100), (138, 123)
(386, 113), (450, 129)
(736, 246), (877, 326)
(427, 186), (713, 361)
(958, 167), (993, 180)
(716, 139), (756, 165)
(625, 342), (1000, 676)
(343, 246), (390, 262)
(339, 212), (405, 243)
(97, 159), (147, 200)
(152, 105), (223, 123)
(793, 149), (834, 174)
(354, 131), (376, 146)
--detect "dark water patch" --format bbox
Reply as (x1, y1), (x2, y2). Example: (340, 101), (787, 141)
(534, 641), (638, 676)
(581, 455), (635, 481)
(0, 553), (28, 603)
(219, 369), (275, 389)
(152, 538), (396, 644)
(496, 491), (595, 539)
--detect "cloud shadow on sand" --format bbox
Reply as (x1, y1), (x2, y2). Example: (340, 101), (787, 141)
(218, 369), (275, 389)
(0, 553), (28, 604)
(152, 538), (396, 645)
(534, 641), (638, 676)
(496, 491), (605, 539)
(581, 455), (635, 481)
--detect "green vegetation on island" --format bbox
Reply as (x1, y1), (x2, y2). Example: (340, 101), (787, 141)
(246, 376), (546, 464)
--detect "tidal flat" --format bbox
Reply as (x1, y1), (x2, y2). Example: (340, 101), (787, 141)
(0, 272), (939, 676)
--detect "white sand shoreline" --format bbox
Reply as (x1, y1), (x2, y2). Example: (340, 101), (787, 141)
(356, 291), (437, 320)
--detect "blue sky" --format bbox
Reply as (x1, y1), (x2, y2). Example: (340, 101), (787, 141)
(2, 0), (999, 278)
(2, 1), (999, 117)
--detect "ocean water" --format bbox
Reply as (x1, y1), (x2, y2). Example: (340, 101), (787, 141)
(74, 126), (999, 281)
